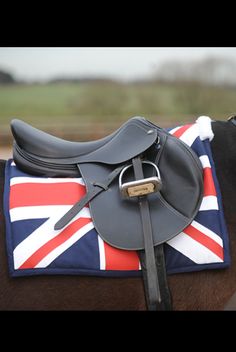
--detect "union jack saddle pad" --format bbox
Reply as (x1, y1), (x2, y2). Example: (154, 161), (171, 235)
(3, 116), (230, 277)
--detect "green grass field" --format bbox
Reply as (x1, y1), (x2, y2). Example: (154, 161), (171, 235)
(0, 81), (236, 128)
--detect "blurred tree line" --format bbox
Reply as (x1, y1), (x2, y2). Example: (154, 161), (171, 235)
(0, 69), (15, 84)
(152, 57), (236, 87)
(1, 56), (236, 87)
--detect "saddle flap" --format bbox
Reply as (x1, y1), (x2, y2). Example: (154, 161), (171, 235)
(79, 131), (203, 250)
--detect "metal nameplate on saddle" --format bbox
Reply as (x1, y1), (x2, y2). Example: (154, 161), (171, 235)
(10, 116), (204, 311)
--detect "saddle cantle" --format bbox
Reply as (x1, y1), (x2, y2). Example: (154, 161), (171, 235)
(11, 116), (204, 310)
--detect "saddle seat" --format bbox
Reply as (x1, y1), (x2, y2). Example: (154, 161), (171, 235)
(11, 117), (158, 176)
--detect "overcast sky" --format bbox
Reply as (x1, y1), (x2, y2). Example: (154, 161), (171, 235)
(0, 47), (236, 82)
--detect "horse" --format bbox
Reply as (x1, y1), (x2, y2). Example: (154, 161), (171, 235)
(0, 117), (236, 310)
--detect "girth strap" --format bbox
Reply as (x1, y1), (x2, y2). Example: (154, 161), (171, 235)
(132, 157), (172, 310)
(139, 245), (172, 310)
(155, 245), (172, 310)
(131, 156), (161, 310)
(54, 165), (124, 230)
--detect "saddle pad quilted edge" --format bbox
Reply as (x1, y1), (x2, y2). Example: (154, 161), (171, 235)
(3, 116), (230, 278)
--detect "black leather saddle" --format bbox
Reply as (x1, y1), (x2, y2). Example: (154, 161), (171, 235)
(11, 117), (203, 310)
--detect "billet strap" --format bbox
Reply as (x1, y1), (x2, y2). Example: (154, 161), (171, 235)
(54, 165), (124, 230)
(132, 156), (162, 310)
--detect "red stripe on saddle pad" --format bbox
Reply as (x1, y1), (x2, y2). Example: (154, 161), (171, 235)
(103, 242), (140, 270)
(184, 224), (224, 260)
(203, 168), (217, 197)
(10, 182), (86, 209)
(19, 217), (92, 269)
(172, 124), (193, 138)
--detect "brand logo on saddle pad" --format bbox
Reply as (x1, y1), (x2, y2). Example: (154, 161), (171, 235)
(3, 116), (230, 277)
